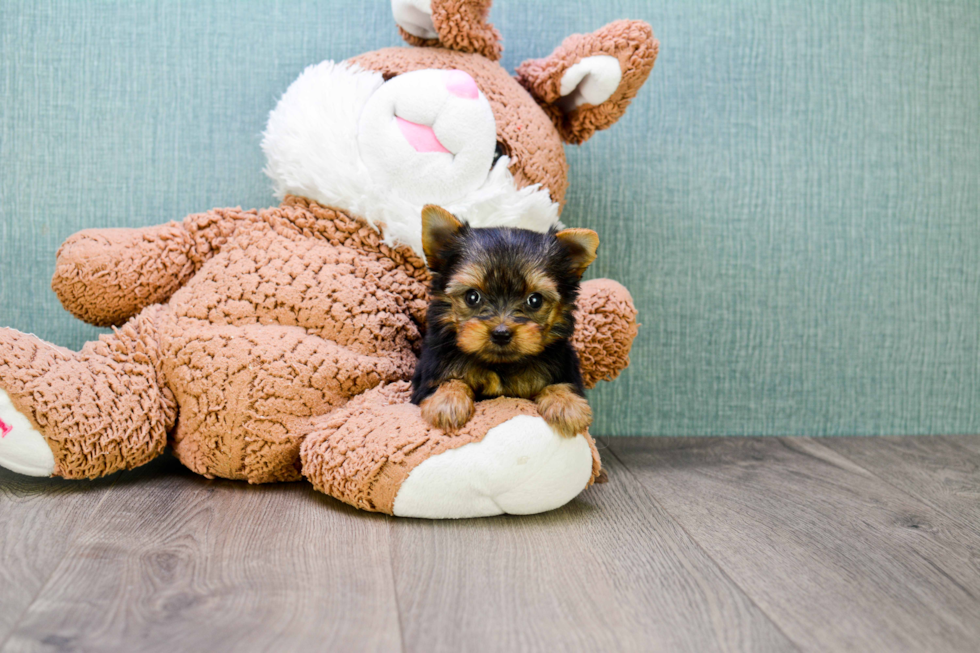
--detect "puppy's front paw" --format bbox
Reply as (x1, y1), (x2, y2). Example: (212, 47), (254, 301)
(420, 380), (475, 432)
(535, 384), (592, 438)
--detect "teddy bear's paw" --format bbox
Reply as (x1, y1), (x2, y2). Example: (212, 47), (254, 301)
(0, 389), (55, 477)
(392, 414), (594, 518)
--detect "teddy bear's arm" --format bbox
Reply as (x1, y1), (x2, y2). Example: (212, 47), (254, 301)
(572, 278), (639, 389)
(51, 207), (254, 327)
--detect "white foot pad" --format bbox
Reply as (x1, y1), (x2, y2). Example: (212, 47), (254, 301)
(0, 389), (55, 477)
(393, 415), (594, 519)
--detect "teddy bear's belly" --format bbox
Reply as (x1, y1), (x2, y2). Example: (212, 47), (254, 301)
(169, 230), (427, 362)
(154, 229), (430, 482)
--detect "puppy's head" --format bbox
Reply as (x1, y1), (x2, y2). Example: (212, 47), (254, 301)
(421, 205), (598, 364)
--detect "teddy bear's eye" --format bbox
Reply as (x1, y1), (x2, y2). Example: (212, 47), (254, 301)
(526, 293), (544, 310)
(491, 141), (507, 167)
(465, 289), (482, 307)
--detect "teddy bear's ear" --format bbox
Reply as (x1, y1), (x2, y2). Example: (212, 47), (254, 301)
(391, 0), (502, 61)
(516, 20), (658, 145)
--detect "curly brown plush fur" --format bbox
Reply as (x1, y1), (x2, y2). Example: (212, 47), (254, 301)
(0, 0), (655, 516)
(0, 197), (636, 495)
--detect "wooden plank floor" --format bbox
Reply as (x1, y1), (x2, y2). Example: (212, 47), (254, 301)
(1, 436), (978, 652)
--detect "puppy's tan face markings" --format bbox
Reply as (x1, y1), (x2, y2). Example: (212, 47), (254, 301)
(444, 266), (485, 298)
(441, 259), (563, 364)
(523, 268), (558, 298)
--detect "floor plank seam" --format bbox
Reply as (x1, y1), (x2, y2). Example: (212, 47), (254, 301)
(796, 436), (980, 534)
(599, 438), (806, 653)
(384, 515), (408, 653)
(0, 472), (125, 652)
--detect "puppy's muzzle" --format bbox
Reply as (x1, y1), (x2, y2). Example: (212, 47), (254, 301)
(490, 325), (513, 345)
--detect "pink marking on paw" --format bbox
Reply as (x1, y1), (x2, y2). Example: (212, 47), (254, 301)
(0, 417), (11, 439)
(395, 116), (451, 154)
(446, 70), (479, 99)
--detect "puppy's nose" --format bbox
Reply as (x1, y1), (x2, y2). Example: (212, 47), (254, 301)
(491, 325), (513, 345)
(446, 70), (479, 99)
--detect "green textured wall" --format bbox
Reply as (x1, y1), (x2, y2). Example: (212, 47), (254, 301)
(1, 1), (978, 435)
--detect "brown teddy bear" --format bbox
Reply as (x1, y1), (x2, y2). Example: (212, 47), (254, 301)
(0, 0), (657, 518)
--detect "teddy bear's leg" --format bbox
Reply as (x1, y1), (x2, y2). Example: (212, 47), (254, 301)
(0, 306), (176, 478)
(300, 382), (601, 518)
(161, 319), (411, 485)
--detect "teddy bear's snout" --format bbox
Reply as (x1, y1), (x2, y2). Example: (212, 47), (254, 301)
(356, 67), (499, 205)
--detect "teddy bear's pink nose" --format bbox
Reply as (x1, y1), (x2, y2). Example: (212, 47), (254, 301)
(446, 70), (479, 99)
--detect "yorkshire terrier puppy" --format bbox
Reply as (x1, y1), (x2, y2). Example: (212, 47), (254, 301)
(411, 205), (599, 438)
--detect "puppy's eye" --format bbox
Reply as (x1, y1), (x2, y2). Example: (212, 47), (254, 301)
(526, 293), (544, 310)
(465, 289), (482, 307)
(491, 141), (507, 167)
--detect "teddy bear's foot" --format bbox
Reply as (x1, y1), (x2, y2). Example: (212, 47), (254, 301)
(393, 413), (595, 518)
(0, 389), (55, 476)
(0, 312), (176, 479)
(301, 382), (600, 519)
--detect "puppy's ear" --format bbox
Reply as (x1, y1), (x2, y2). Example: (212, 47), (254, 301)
(555, 228), (599, 278)
(422, 204), (464, 272)
(516, 20), (658, 144)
